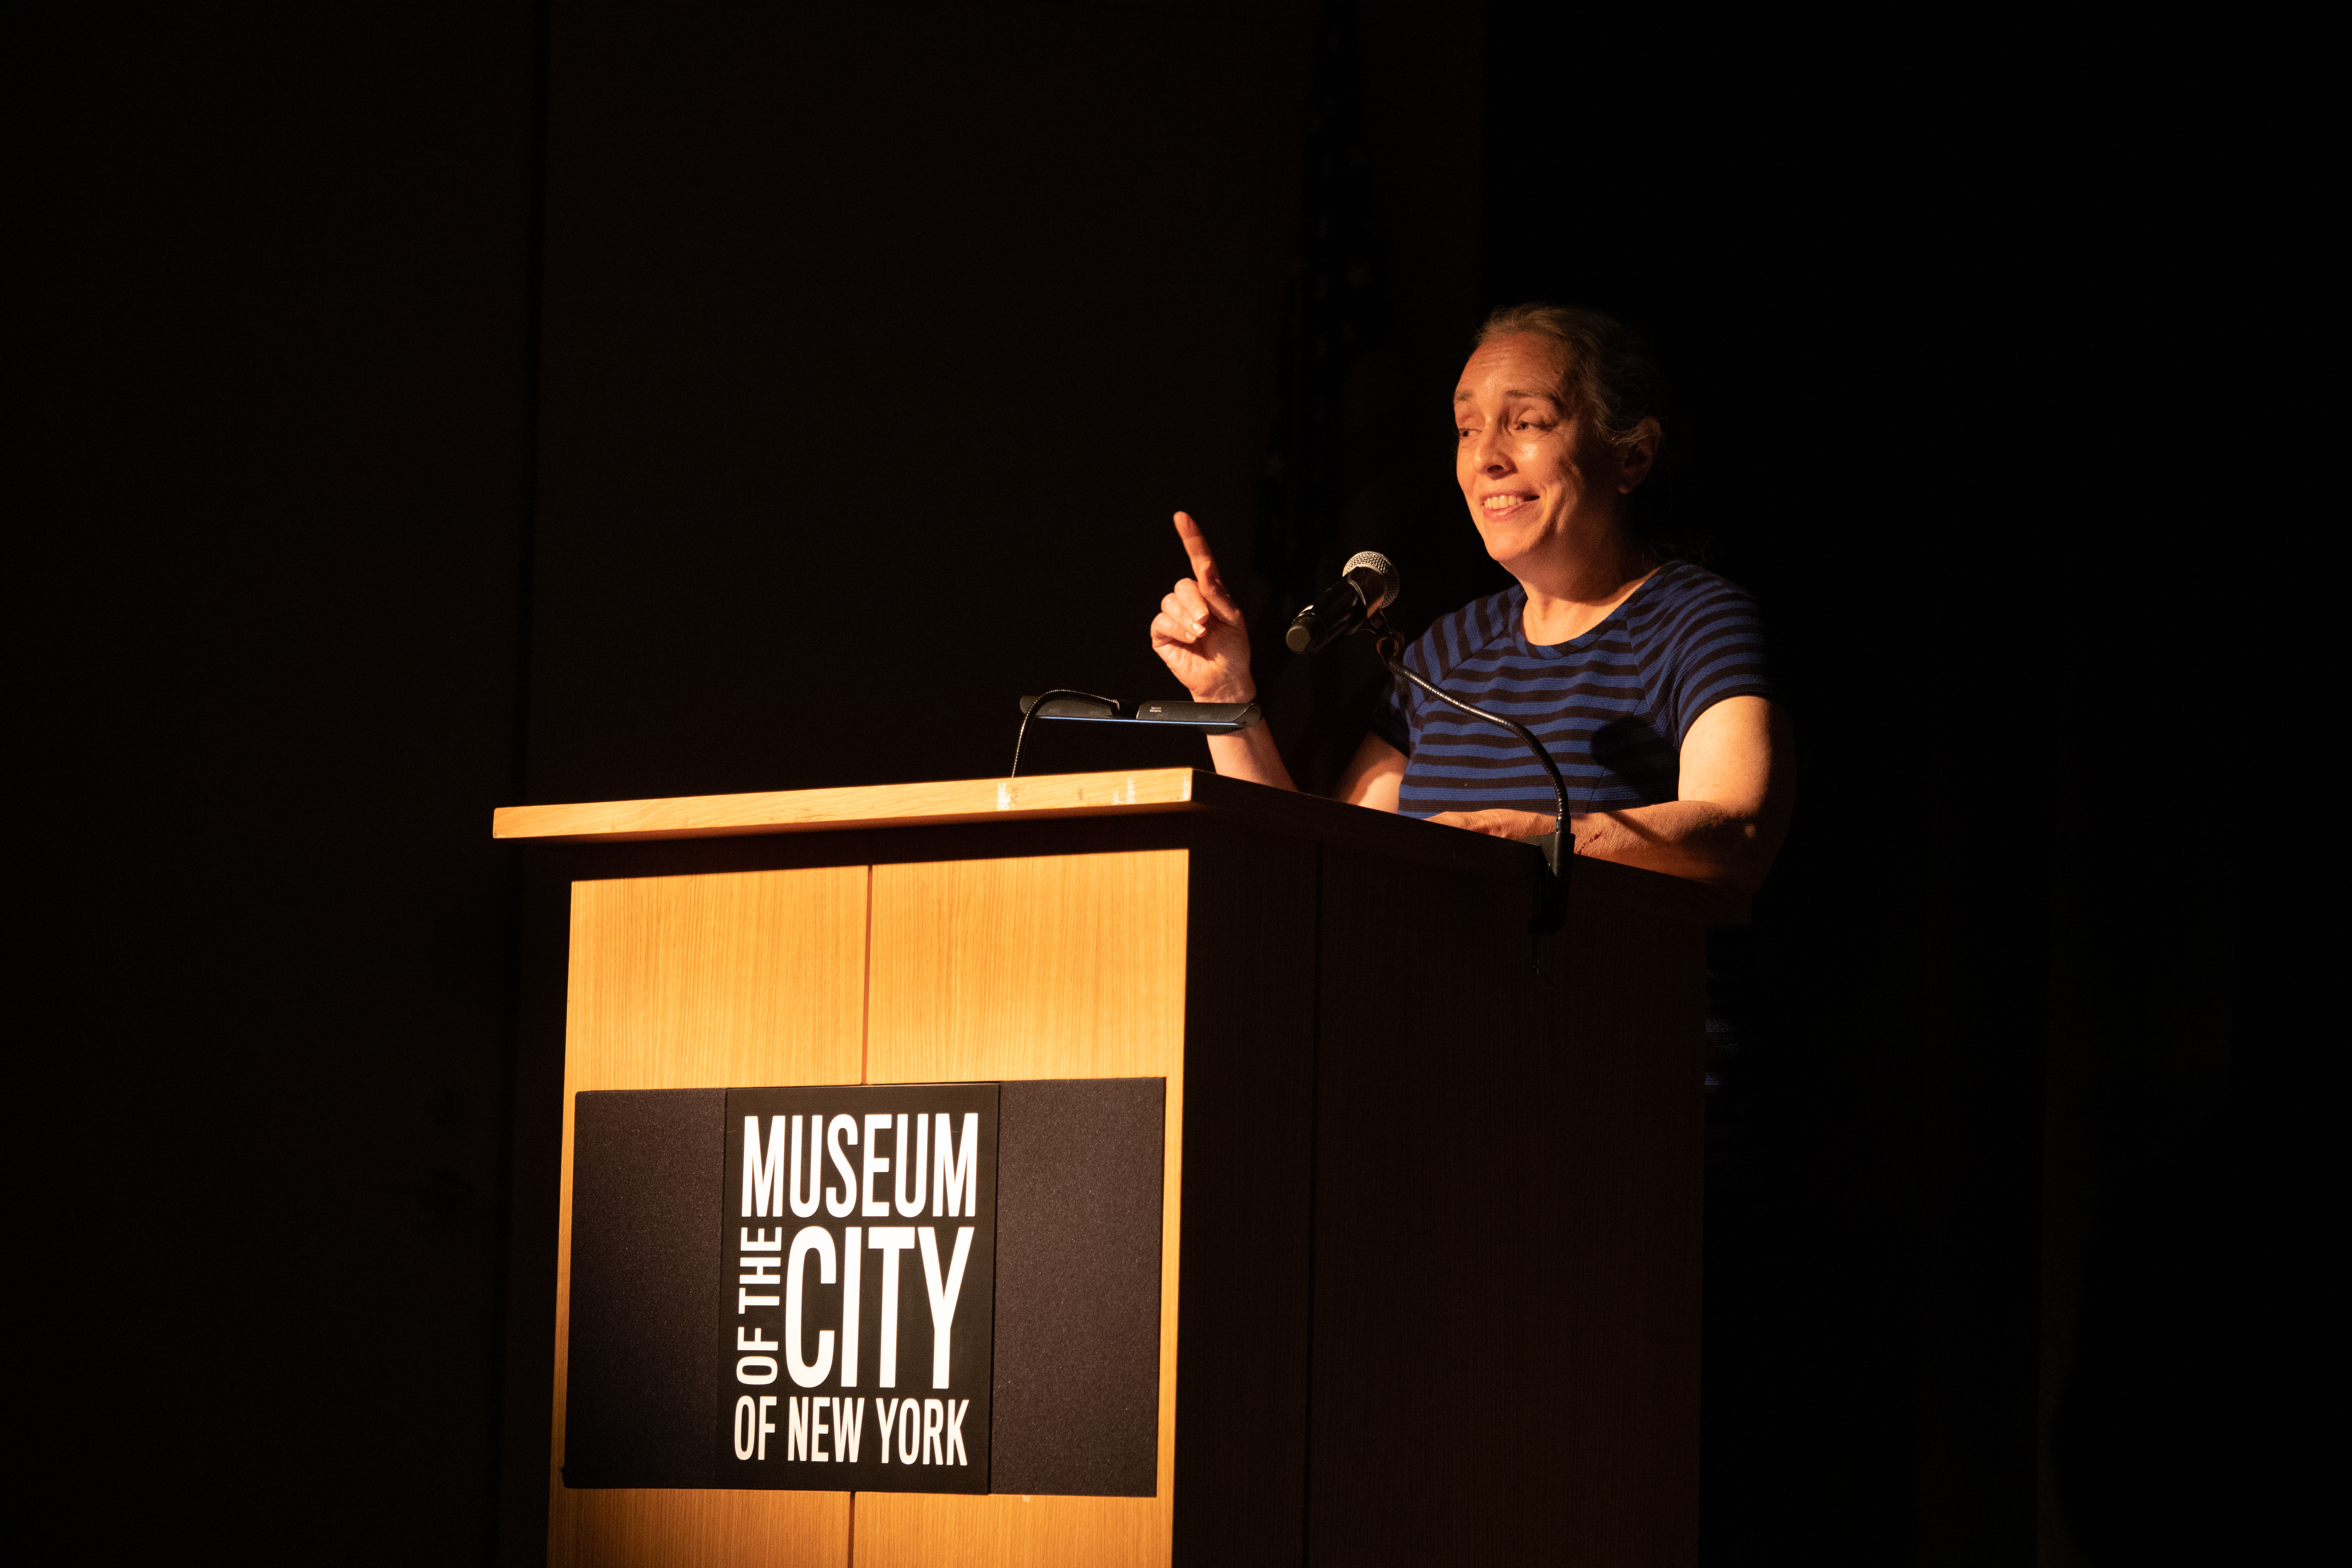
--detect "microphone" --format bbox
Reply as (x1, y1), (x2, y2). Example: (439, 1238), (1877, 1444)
(1284, 551), (1400, 654)
(1287, 549), (1570, 933)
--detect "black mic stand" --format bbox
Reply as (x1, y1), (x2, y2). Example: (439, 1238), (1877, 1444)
(1365, 609), (1570, 937)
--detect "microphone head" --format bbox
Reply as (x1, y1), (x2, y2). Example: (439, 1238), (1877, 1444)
(1342, 550), (1400, 611)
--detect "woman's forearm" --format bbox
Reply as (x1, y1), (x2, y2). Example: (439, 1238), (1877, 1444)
(1427, 799), (1773, 889)
(1572, 697), (1793, 891)
(1570, 800), (1776, 891)
(1205, 723), (1299, 791)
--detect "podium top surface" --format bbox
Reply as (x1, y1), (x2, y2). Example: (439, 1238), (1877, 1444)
(492, 768), (1744, 924)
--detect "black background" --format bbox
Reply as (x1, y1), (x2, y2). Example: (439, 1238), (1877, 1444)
(18, 2), (2261, 1562)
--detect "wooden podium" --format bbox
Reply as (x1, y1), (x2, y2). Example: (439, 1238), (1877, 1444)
(495, 768), (1740, 1568)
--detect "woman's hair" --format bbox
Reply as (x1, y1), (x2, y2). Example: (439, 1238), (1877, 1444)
(1473, 302), (1693, 557)
(1474, 301), (1665, 458)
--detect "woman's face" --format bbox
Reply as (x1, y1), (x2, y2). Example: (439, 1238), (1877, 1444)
(1453, 333), (1639, 573)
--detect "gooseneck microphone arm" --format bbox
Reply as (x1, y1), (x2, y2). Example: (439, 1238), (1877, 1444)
(1368, 613), (1568, 870)
(1368, 610), (1570, 936)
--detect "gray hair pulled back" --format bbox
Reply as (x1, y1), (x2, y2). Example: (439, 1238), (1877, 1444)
(1474, 301), (1666, 457)
(1474, 301), (1685, 555)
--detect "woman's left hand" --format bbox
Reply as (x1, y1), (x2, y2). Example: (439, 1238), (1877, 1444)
(1426, 808), (1558, 841)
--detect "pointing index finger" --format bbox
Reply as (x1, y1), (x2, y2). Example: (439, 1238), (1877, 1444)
(1172, 511), (1238, 614)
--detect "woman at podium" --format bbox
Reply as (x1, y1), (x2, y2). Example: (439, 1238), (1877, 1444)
(1147, 302), (1794, 894)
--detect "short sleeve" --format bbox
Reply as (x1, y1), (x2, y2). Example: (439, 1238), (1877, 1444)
(1642, 572), (1774, 746)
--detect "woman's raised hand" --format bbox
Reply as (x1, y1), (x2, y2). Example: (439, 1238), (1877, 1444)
(1150, 511), (1255, 702)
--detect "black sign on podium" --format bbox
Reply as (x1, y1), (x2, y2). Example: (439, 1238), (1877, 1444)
(718, 1084), (1000, 1494)
(563, 1077), (1163, 1497)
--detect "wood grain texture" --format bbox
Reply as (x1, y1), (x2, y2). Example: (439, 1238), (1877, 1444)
(493, 770), (1744, 927)
(858, 849), (1188, 1567)
(496, 770), (1197, 844)
(563, 1489), (853, 1568)
(864, 849), (1187, 1085)
(560, 867), (869, 1093)
(550, 866), (869, 1568)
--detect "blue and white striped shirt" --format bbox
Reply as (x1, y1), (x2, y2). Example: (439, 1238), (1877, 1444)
(1371, 561), (1773, 818)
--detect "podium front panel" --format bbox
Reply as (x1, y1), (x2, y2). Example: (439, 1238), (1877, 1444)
(548, 842), (1199, 1568)
(552, 864), (868, 1566)
(855, 846), (1187, 1564)
(518, 779), (1714, 1568)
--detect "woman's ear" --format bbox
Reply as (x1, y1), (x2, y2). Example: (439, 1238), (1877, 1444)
(1616, 418), (1663, 491)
